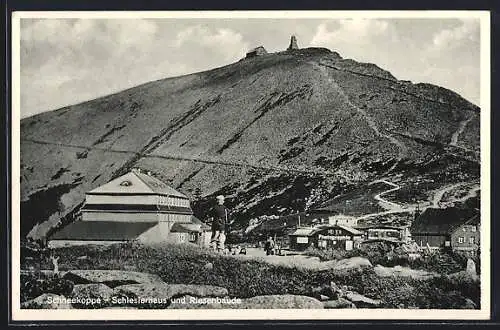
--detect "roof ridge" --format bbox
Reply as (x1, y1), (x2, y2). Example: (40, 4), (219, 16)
(132, 171), (157, 193)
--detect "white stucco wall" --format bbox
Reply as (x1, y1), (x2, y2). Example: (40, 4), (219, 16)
(82, 211), (160, 222)
(86, 194), (157, 205)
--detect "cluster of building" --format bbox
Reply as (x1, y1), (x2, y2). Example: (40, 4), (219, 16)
(288, 208), (480, 257)
(47, 169), (480, 259)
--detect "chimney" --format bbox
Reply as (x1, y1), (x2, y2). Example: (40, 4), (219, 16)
(288, 35), (299, 50)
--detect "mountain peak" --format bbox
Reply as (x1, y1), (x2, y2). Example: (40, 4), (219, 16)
(20, 44), (480, 239)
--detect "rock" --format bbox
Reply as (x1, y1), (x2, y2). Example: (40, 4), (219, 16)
(204, 262), (214, 270)
(311, 284), (336, 299)
(319, 294), (330, 301)
(63, 270), (164, 287)
(70, 283), (114, 308)
(447, 270), (480, 282)
(331, 257), (372, 271)
(466, 259), (477, 276)
(239, 295), (323, 309)
(323, 297), (356, 309)
(461, 298), (477, 309)
(345, 292), (381, 308)
(374, 264), (439, 279)
(21, 293), (72, 309)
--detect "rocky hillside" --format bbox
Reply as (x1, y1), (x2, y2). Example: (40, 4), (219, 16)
(20, 47), (480, 239)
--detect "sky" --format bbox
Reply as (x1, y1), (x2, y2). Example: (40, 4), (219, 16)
(19, 17), (481, 118)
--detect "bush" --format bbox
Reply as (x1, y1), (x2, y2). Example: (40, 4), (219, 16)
(35, 242), (479, 309)
(20, 273), (74, 303)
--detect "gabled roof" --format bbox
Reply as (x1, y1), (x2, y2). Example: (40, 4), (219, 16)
(48, 221), (157, 241)
(289, 227), (318, 236)
(357, 225), (403, 230)
(170, 222), (210, 233)
(449, 214), (480, 234)
(410, 207), (478, 235)
(191, 216), (211, 230)
(314, 224), (364, 235)
(88, 171), (187, 198)
(336, 224), (364, 235)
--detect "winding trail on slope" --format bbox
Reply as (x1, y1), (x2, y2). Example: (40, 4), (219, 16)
(371, 179), (403, 211)
(450, 113), (474, 147)
(355, 180), (480, 221)
(431, 182), (480, 207)
(314, 62), (406, 172)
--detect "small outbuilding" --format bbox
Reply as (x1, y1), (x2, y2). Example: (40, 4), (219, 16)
(288, 227), (318, 251)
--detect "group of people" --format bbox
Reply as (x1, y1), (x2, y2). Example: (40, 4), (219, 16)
(207, 195), (279, 257)
(264, 236), (277, 255)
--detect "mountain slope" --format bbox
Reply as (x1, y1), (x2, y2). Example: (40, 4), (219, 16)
(20, 47), (480, 239)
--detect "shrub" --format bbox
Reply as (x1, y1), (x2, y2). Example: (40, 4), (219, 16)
(20, 273), (74, 303)
(35, 242), (479, 309)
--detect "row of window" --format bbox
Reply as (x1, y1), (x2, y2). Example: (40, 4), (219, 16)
(458, 236), (476, 244)
(462, 225), (477, 232)
(158, 196), (189, 207)
(178, 233), (197, 242)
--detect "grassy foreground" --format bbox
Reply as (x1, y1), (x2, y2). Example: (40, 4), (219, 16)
(23, 242), (480, 309)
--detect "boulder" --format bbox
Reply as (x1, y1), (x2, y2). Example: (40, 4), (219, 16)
(70, 283), (114, 308)
(323, 298), (356, 309)
(63, 270), (164, 287)
(239, 295), (323, 309)
(319, 294), (330, 301)
(374, 264), (438, 279)
(334, 257), (372, 270)
(21, 293), (72, 309)
(466, 259), (477, 276)
(311, 284), (335, 299)
(448, 270), (480, 282)
(461, 298), (477, 309)
(345, 292), (381, 308)
(320, 257), (372, 271)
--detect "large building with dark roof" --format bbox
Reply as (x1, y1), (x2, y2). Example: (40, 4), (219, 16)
(48, 169), (210, 247)
(410, 207), (479, 255)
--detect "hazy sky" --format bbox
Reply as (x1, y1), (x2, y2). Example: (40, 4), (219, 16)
(20, 17), (481, 118)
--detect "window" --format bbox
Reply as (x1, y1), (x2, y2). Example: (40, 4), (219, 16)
(445, 241), (451, 247)
(469, 237), (475, 244)
(120, 180), (132, 186)
(458, 237), (464, 244)
(471, 226), (477, 232)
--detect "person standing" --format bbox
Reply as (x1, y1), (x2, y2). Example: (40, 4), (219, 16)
(209, 195), (229, 252)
